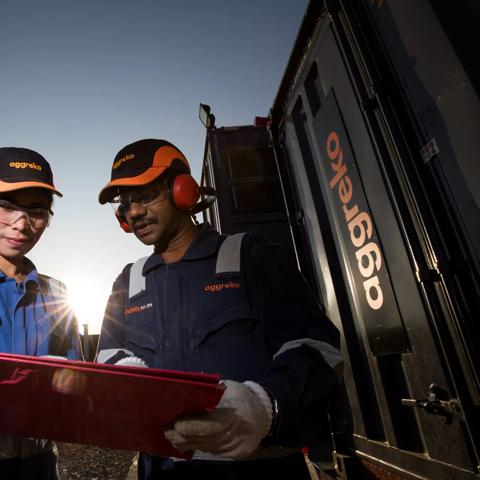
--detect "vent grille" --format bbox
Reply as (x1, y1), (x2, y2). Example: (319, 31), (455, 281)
(227, 147), (278, 178)
(232, 181), (284, 215)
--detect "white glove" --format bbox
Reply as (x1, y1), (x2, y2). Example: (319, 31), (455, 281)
(164, 380), (273, 459)
(114, 356), (148, 368)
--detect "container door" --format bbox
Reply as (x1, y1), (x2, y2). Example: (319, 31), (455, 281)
(275, 5), (479, 478)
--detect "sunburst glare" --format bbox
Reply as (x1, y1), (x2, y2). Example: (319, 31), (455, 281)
(66, 279), (109, 335)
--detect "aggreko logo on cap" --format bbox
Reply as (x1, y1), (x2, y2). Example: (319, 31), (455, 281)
(113, 154), (135, 170)
(9, 162), (42, 171)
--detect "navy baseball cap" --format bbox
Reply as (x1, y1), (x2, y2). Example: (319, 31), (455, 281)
(0, 147), (62, 197)
(98, 139), (190, 204)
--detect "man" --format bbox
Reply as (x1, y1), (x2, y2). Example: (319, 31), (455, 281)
(97, 139), (342, 479)
(0, 147), (82, 479)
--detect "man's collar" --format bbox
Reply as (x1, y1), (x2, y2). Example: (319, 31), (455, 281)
(143, 223), (221, 274)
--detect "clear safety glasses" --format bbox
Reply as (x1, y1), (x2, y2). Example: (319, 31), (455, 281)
(0, 199), (53, 229)
(110, 179), (169, 218)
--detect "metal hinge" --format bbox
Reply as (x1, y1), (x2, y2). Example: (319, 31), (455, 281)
(415, 267), (441, 283)
(416, 259), (470, 283)
(420, 138), (440, 163)
(361, 97), (379, 112)
(290, 210), (304, 226)
(401, 383), (463, 425)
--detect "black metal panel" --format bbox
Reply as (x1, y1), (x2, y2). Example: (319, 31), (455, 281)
(312, 89), (410, 356)
(287, 97), (387, 442)
(362, 0), (480, 404)
(272, 138), (322, 300)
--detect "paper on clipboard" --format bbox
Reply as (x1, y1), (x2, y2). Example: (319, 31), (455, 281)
(0, 353), (224, 458)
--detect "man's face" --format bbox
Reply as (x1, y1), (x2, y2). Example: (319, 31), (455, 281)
(0, 188), (52, 261)
(119, 178), (186, 248)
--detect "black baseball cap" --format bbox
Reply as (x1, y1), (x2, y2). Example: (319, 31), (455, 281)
(98, 139), (190, 204)
(0, 147), (62, 197)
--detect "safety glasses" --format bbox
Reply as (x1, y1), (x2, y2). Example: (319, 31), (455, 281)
(111, 179), (169, 218)
(0, 199), (53, 229)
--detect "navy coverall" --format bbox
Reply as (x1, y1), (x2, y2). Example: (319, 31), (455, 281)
(97, 224), (341, 479)
(0, 259), (82, 480)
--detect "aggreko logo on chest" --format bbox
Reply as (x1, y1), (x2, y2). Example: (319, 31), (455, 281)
(204, 282), (240, 293)
(125, 303), (153, 315)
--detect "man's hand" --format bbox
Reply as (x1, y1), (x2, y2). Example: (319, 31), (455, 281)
(164, 380), (273, 459)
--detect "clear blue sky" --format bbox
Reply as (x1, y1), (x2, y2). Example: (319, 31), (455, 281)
(0, 0), (308, 333)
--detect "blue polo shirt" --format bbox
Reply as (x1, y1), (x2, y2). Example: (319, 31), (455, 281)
(0, 261), (81, 358)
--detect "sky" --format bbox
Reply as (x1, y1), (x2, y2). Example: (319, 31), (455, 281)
(0, 0), (309, 333)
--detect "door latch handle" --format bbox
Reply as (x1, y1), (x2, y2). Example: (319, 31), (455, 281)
(401, 383), (462, 425)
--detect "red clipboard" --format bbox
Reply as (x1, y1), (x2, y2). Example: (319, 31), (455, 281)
(0, 354), (224, 458)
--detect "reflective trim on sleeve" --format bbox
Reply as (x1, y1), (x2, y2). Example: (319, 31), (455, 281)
(96, 348), (134, 364)
(273, 338), (342, 369)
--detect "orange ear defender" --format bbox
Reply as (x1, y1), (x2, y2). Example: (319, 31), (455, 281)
(170, 174), (200, 212)
(170, 174), (217, 214)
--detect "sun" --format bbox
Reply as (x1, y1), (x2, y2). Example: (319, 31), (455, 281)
(66, 279), (110, 335)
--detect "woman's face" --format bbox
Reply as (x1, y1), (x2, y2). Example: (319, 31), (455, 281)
(0, 188), (52, 261)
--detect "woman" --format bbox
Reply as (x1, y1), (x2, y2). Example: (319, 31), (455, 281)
(0, 147), (82, 479)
